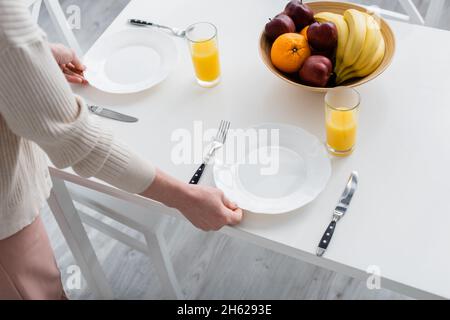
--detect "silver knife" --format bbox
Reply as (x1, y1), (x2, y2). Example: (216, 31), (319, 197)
(88, 105), (138, 123)
(316, 171), (359, 257)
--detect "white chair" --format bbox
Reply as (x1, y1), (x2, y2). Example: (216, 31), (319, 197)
(307, 0), (447, 27)
(47, 170), (182, 299)
(362, 0), (446, 27)
(360, 0), (445, 27)
(29, 0), (183, 299)
(28, 0), (82, 55)
(423, 0), (447, 28)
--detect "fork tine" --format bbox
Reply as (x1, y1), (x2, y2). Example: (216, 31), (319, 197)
(217, 120), (226, 141)
(216, 120), (225, 140)
(221, 121), (230, 143)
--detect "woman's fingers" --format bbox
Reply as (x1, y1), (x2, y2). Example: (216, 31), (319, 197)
(63, 68), (88, 84)
(65, 74), (84, 84)
(66, 63), (85, 76)
(222, 194), (238, 210)
(66, 64), (88, 84)
(221, 194), (243, 225)
(70, 50), (86, 71)
(63, 68), (83, 78)
(226, 207), (243, 226)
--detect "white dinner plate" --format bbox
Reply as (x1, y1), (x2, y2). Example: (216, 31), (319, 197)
(84, 28), (178, 94)
(213, 123), (331, 214)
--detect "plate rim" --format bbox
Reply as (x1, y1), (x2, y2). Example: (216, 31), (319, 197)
(83, 28), (179, 94)
(213, 122), (332, 214)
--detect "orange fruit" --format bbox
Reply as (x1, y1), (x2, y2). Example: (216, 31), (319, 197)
(270, 33), (311, 73)
(300, 26), (309, 41)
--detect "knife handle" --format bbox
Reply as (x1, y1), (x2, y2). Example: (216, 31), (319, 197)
(189, 163), (206, 185)
(317, 220), (337, 255)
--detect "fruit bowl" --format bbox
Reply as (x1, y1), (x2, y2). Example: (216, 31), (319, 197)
(259, 1), (396, 93)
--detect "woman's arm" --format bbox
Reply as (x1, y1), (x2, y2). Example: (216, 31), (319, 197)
(0, 38), (155, 194)
(0, 3), (242, 231)
(0, 41), (242, 231)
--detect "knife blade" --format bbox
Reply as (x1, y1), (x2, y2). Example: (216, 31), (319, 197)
(88, 105), (138, 123)
(316, 171), (359, 257)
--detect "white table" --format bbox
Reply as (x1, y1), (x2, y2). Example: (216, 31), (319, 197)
(52, 0), (450, 299)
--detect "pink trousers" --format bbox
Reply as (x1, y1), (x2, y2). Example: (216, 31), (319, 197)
(0, 216), (67, 300)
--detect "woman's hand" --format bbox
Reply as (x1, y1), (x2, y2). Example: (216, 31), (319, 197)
(140, 170), (243, 231)
(50, 43), (88, 85)
(174, 184), (243, 231)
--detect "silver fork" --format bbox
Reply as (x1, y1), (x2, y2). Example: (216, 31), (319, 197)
(128, 19), (186, 37)
(189, 120), (230, 185)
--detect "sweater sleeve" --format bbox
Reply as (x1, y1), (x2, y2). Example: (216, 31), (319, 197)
(0, 37), (155, 194)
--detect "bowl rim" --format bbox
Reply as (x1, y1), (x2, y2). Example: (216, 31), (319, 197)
(259, 1), (396, 93)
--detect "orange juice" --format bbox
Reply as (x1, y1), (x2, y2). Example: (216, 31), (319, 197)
(326, 110), (357, 154)
(191, 39), (221, 83)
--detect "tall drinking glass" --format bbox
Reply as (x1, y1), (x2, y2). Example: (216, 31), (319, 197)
(325, 87), (360, 157)
(186, 22), (221, 87)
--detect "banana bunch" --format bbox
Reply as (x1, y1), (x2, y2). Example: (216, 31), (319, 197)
(314, 9), (385, 84)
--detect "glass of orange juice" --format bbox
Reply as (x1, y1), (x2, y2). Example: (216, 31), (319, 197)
(325, 87), (360, 157)
(186, 22), (221, 87)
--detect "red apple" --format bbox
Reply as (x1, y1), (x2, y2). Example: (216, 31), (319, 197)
(284, 0), (315, 31)
(307, 22), (338, 51)
(265, 13), (296, 41)
(299, 55), (333, 87)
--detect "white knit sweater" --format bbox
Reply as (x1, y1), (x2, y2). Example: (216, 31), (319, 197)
(0, 0), (156, 239)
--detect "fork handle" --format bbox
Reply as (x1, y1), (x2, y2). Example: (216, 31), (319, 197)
(129, 19), (154, 26)
(129, 19), (171, 31)
(189, 163), (206, 185)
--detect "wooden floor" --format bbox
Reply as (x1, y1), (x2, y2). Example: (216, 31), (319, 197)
(37, 0), (450, 300)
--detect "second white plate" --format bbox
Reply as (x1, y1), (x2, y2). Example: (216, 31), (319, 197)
(84, 28), (178, 94)
(213, 123), (331, 214)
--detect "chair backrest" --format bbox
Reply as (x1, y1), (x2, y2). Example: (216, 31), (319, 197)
(27, 0), (83, 56)
(307, 0), (446, 28)
(423, 0), (446, 28)
(365, 0), (446, 27)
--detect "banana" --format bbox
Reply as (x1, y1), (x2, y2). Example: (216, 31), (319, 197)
(352, 14), (382, 71)
(340, 9), (367, 70)
(337, 13), (383, 80)
(336, 35), (385, 84)
(314, 12), (349, 72)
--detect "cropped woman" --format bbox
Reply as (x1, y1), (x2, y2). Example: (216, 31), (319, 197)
(0, 0), (242, 299)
